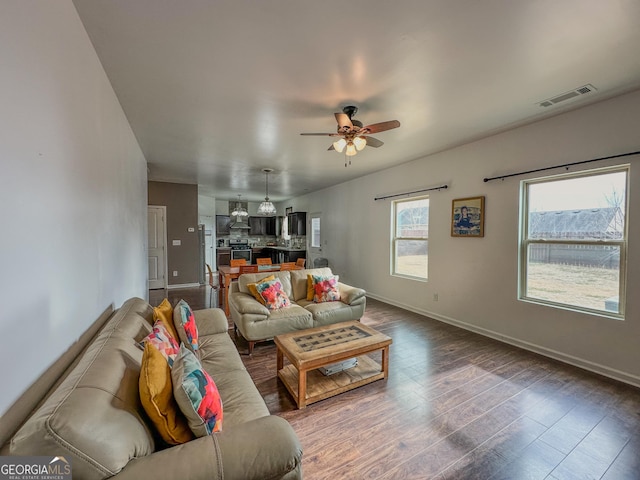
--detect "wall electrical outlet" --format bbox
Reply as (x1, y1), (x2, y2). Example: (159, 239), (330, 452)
(433, 293), (439, 301)
(173, 271), (178, 277)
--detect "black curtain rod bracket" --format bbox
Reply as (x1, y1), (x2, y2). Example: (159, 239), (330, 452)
(374, 184), (448, 201)
(483, 150), (640, 183)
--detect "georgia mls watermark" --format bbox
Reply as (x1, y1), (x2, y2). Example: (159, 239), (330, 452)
(0, 456), (72, 480)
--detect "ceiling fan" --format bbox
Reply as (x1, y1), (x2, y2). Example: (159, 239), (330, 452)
(300, 106), (400, 165)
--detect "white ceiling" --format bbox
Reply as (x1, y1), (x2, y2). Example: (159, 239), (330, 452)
(72, 0), (640, 203)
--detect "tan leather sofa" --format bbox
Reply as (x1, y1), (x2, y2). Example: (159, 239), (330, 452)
(9, 297), (303, 480)
(229, 267), (366, 354)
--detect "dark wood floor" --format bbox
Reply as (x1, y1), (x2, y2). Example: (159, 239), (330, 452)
(150, 286), (640, 479)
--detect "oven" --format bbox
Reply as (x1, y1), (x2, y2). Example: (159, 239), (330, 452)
(229, 240), (252, 264)
(231, 249), (252, 263)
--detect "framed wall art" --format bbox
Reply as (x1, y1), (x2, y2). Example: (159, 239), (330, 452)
(451, 196), (485, 237)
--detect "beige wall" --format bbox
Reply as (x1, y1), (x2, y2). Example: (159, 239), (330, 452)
(148, 181), (200, 285)
(288, 89), (640, 386)
(0, 0), (147, 420)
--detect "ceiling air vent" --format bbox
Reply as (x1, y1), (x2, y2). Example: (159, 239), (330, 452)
(538, 84), (597, 108)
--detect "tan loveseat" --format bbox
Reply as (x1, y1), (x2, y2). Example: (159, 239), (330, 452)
(229, 267), (366, 354)
(9, 297), (302, 480)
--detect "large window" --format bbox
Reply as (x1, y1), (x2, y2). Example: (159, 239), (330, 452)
(520, 166), (628, 318)
(392, 196), (429, 280)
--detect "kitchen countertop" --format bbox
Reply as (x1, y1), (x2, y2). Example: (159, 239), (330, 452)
(253, 246), (305, 251)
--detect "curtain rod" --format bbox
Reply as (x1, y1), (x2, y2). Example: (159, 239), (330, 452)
(374, 184), (448, 201)
(483, 150), (640, 183)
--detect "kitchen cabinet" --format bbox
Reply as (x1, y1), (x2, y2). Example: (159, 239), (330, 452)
(216, 215), (231, 235)
(265, 216), (278, 236)
(287, 212), (306, 236)
(252, 247), (271, 263)
(216, 248), (230, 267)
(249, 216), (277, 236)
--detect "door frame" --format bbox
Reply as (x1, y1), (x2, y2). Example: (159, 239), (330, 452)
(148, 205), (168, 290)
(308, 212), (323, 267)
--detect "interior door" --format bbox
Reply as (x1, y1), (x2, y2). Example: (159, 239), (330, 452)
(308, 212), (323, 267)
(148, 206), (167, 289)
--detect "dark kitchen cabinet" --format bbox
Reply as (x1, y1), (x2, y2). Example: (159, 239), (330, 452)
(288, 212), (306, 236)
(265, 216), (277, 236)
(249, 216), (264, 235)
(216, 215), (231, 235)
(249, 216), (277, 236)
(216, 248), (230, 267)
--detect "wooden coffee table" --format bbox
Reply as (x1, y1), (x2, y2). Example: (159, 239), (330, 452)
(275, 321), (392, 409)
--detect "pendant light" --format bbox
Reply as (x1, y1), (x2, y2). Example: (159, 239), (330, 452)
(257, 168), (277, 216)
(231, 194), (249, 217)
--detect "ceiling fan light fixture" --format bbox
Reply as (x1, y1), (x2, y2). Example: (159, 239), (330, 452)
(333, 138), (347, 153)
(353, 136), (367, 151)
(345, 142), (357, 156)
(258, 168), (276, 216)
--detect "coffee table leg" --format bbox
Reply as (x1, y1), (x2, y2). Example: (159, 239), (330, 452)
(298, 369), (307, 409)
(276, 346), (283, 371)
(382, 346), (389, 379)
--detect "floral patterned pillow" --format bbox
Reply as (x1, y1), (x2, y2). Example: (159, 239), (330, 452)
(256, 278), (291, 310)
(139, 320), (180, 366)
(174, 299), (199, 353)
(171, 344), (223, 437)
(312, 274), (341, 303)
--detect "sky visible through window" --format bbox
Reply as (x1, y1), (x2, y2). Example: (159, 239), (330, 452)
(528, 171), (626, 212)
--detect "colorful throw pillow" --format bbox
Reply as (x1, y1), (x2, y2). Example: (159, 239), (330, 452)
(256, 278), (291, 310)
(247, 274), (276, 305)
(139, 320), (180, 366)
(139, 342), (194, 445)
(312, 274), (341, 303)
(153, 298), (180, 341)
(172, 344), (223, 437)
(174, 299), (199, 353)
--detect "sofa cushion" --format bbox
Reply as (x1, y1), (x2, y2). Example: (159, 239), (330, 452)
(153, 298), (180, 341)
(173, 299), (199, 353)
(10, 301), (156, 480)
(172, 345), (223, 437)
(290, 267), (333, 301)
(256, 278), (292, 310)
(311, 274), (341, 303)
(139, 342), (193, 445)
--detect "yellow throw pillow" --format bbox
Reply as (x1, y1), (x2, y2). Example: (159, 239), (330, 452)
(153, 298), (180, 341)
(247, 275), (276, 305)
(306, 274), (314, 301)
(139, 342), (193, 445)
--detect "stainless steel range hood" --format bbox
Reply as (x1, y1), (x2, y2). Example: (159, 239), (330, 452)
(230, 219), (250, 229)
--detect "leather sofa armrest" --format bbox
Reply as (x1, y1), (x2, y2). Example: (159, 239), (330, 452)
(338, 283), (366, 305)
(111, 416), (302, 480)
(230, 292), (270, 316)
(194, 308), (229, 335)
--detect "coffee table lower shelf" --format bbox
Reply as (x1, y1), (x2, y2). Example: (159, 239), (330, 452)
(278, 355), (385, 408)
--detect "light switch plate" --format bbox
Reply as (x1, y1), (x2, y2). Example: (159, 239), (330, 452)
(172, 240), (181, 246)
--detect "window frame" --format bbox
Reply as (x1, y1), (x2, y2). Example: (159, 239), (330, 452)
(391, 195), (429, 281)
(518, 165), (629, 319)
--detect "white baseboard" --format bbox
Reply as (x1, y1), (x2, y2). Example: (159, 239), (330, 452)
(167, 283), (201, 290)
(365, 292), (640, 389)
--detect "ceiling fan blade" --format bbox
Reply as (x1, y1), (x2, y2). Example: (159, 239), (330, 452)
(327, 144), (335, 151)
(300, 132), (339, 136)
(364, 136), (384, 148)
(335, 113), (353, 130)
(362, 120), (400, 134)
